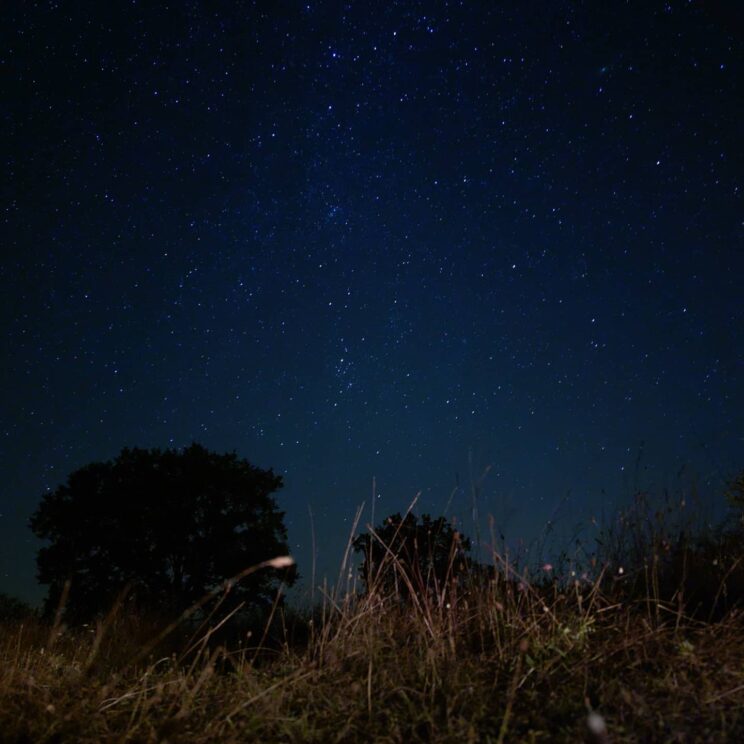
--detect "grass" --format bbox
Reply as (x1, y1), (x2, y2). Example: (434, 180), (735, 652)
(2, 491), (744, 743)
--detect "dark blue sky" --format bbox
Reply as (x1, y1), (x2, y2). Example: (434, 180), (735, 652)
(2, 1), (742, 604)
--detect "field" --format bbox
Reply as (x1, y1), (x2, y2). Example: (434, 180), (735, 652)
(2, 495), (744, 743)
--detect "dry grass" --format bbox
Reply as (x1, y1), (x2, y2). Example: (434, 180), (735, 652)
(3, 499), (744, 743)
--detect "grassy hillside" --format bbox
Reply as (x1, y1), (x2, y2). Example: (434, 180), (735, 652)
(2, 495), (744, 743)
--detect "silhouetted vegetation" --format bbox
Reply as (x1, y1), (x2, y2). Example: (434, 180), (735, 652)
(352, 512), (473, 600)
(29, 443), (296, 624)
(0, 592), (35, 622)
(2, 468), (743, 741)
(593, 484), (744, 620)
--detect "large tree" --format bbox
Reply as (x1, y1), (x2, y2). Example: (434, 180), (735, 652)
(352, 512), (472, 599)
(30, 443), (295, 622)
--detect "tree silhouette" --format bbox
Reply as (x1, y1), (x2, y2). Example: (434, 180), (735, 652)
(30, 443), (295, 623)
(726, 469), (744, 513)
(0, 593), (35, 622)
(352, 512), (472, 599)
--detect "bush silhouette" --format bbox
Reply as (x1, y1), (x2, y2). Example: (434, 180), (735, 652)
(30, 443), (295, 624)
(595, 474), (744, 619)
(0, 593), (36, 622)
(352, 512), (473, 600)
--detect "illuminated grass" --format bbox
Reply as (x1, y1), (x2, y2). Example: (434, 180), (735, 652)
(2, 498), (744, 743)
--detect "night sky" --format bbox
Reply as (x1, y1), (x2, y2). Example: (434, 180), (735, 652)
(2, 2), (743, 605)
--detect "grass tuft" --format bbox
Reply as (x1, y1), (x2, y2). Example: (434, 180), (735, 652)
(3, 490), (744, 742)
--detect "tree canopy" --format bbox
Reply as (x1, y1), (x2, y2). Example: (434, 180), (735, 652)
(0, 593), (35, 622)
(726, 470), (744, 513)
(30, 443), (295, 622)
(352, 512), (472, 599)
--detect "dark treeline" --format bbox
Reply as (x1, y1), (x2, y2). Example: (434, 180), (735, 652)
(18, 442), (744, 630)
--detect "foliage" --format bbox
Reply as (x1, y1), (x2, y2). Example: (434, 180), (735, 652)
(352, 512), (472, 599)
(7, 468), (741, 740)
(0, 592), (36, 622)
(29, 443), (295, 623)
(3, 498), (744, 742)
(592, 477), (744, 619)
(725, 469), (744, 512)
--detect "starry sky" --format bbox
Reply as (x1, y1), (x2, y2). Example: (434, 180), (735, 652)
(2, 1), (743, 604)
